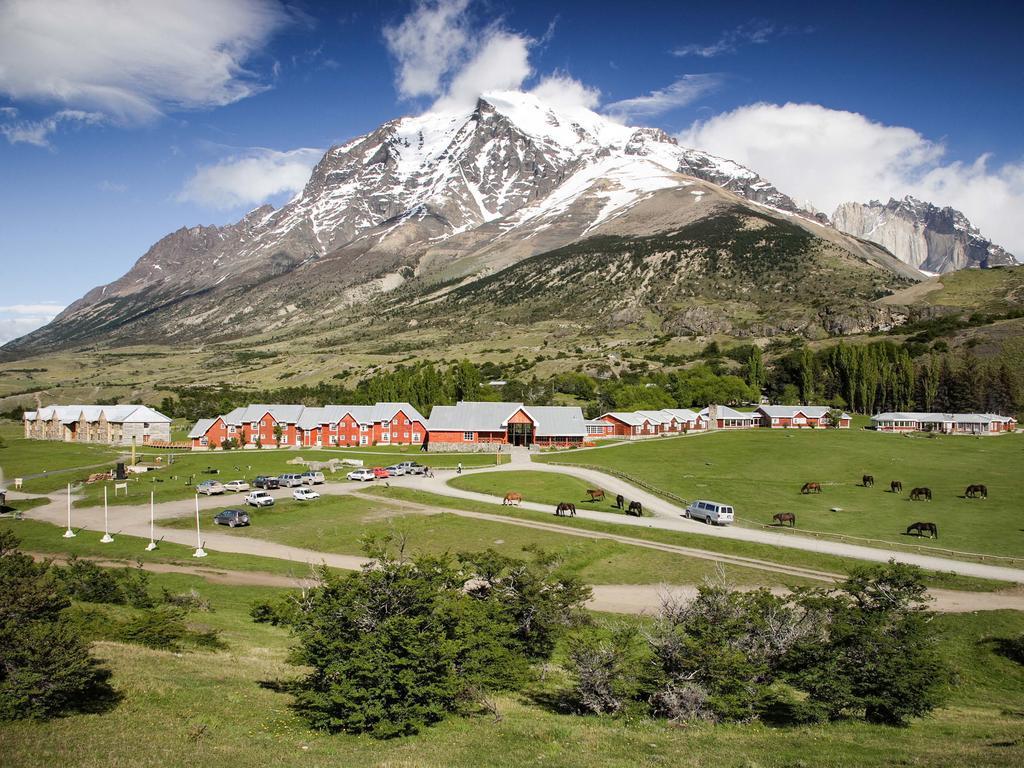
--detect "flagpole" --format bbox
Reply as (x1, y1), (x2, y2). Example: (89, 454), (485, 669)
(145, 490), (157, 551)
(100, 485), (113, 543)
(62, 482), (76, 538)
(192, 494), (207, 558)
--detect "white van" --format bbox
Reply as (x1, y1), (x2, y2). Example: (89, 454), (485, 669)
(684, 499), (735, 526)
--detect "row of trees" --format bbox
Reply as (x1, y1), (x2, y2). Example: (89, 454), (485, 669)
(254, 546), (947, 738)
(152, 342), (1018, 424)
(568, 562), (945, 727)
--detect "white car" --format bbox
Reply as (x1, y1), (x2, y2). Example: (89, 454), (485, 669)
(224, 479), (250, 492)
(300, 471), (325, 485)
(347, 468), (375, 482)
(293, 487), (320, 501)
(385, 464), (406, 477)
(244, 490), (276, 508)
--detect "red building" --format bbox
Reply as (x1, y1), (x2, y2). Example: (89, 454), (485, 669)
(189, 402), (426, 449)
(424, 402), (586, 448)
(755, 405), (851, 429)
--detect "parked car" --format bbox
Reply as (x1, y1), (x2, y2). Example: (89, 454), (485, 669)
(293, 487), (320, 501)
(214, 508), (250, 527)
(300, 471), (325, 485)
(385, 464), (406, 477)
(684, 499), (734, 526)
(399, 461), (428, 476)
(347, 468), (375, 482)
(245, 490), (276, 507)
(196, 480), (226, 495)
(372, 467), (389, 479)
(224, 479), (250, 492)
(278, 473), (304, 487)
(253, 475), (280, 489)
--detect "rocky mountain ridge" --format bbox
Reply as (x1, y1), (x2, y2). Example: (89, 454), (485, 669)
(832, 195), (1016, 274)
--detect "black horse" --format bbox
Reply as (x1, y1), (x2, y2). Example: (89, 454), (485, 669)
(910, 487), (932, 501)
(626, 501), (643, 517)
(890, 480), (903, 494)
(965, 484), (988, 499)
(615, 494), (625, 510)
(555, 502), (576, 517)
(862, 474), (874, 487)
(906, 521), (938, 539)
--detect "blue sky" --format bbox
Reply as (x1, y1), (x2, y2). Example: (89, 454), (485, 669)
(1, 0), (1022, 342)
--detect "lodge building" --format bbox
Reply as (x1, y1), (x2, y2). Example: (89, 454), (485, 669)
(23, 404), (172, 446)
(870, 412), (1017, 435)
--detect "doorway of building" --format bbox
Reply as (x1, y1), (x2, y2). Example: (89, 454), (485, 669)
(507, 423), (534, 446)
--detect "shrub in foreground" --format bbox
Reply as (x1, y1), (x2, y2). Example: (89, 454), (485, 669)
(0, 531), (114, 720)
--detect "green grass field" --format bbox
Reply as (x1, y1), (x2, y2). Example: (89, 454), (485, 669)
(538, 429), (1024, 560)
(0, 422), (121, 492)
(0, 518), (331, 579)
(64, 447), (504, 508)
(449, 469), (603, 508)
(368, 487), (1005, 593)
(0, 567), (1021, 768)
(158, 493), (811, 588)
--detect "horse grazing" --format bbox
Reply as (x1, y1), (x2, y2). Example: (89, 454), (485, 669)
(890, 480), (903, 494)
(801, 482), (822, 494)
(906, 521), (938, 539)
(555, 502), (576, 517)
(965, 484), (988, 499)
(773, 512), (796, 527)
(586, 488), (605, 502)
(626, 501), (643, 517)
(909, 487), (932, 501)
(503, 492), (523, 506)
(615, 494), (625, 510)
(862, 474), (874, 487)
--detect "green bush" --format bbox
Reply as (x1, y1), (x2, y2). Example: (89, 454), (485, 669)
(0, 531), (114, 721)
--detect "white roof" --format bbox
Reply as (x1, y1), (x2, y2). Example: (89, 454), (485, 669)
(600, 411), (648, 426)
(699, 405), (756, 420)
(872, 412), (1015, 424)
(661, 408), (699, 421)
(757, 405), (849, 419)
(188, 418), (217, 438)
(427, 401), (586, 436)
(635, 410), (674, 424)
(27, 404), (171, 424)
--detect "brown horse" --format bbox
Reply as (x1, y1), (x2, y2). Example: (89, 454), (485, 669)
(801, 482), (822, 494)
(909, 487), (932, 501)
(965, 484), (988, 499)
(555, 502), (576, 517)
(862, 474), (874, 487)
(586, 488), (605, 502)
(906, 521), (938, 539)
(503, 492), (523, 506)
(626, 501), (643, 517)
(890, 480), (903, 494)
(773, 512), (796, 527)
(615, 494), (625, 510)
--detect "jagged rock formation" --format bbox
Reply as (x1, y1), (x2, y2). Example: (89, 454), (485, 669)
(832, 196), (1016, 274)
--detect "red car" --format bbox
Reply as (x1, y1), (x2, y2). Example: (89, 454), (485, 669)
(372, 467), (389, 479)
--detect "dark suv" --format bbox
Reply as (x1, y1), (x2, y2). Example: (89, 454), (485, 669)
(214, 509), (250, 528)
(253, 475), (280, 489)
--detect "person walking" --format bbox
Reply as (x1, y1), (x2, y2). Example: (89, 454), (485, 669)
(457, 462), (462, 475)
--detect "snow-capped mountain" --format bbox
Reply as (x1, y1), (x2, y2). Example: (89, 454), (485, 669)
(832, 196), (1016, 273)
(5, 90), (918, 354)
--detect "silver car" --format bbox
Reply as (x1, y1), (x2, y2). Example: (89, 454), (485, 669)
(196, 480), (226, 495)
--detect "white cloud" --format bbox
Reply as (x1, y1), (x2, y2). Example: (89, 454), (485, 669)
(383, 0), (533, 110)
(678, 102), (1024, 256)
(0, 0), (290, 123)
(529, 74), (600, 110)
(177, 147), (323, 209)
(433, 32), (532, 110)
(383, 0), (472, 99)
(0, 109), (104, 148)
(0, 303), (65, 345)
(673, 20), (810, 58)
(604, 75), (722, 120)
